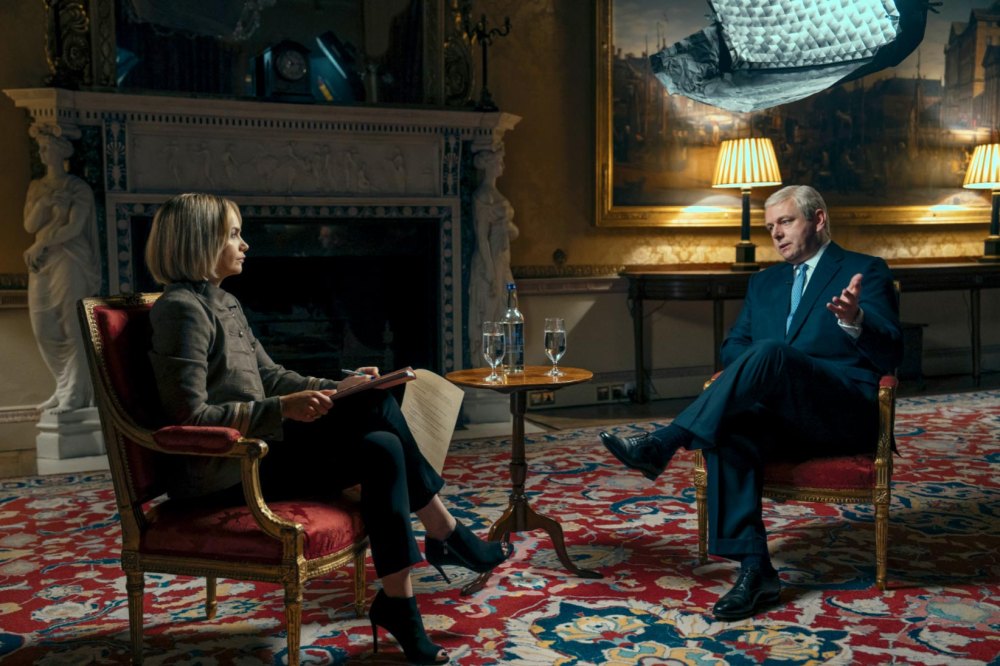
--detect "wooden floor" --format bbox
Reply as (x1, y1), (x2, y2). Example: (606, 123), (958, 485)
(525, 371), (1000, 432)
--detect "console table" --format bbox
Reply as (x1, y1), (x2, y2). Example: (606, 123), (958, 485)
(623, 261), (1000, 403)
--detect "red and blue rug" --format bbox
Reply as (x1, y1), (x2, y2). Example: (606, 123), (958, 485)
(1, 390), (998, 664)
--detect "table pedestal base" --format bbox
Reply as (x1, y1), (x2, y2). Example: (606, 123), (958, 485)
(459, 389), (601, 595)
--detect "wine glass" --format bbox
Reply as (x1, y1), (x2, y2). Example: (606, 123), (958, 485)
(543, 317), (566, 377)
(482, 321), (506, 383)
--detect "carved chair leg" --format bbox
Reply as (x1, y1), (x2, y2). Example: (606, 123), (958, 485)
(875, 493), (889, 591)
(696, 486), (708, 565)
(285, 582), (303, 666)
(205, 576), (217, 619)
(353, 547), (367, 618)
(694, 451), (708, 565)
(125, 570), (144, 665)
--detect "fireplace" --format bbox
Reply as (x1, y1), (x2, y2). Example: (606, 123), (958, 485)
(131, 209), (446, 376)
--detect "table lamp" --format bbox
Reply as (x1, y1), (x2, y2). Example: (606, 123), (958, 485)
(962, 143), (1000, 263)
(712, 137), (782, 271)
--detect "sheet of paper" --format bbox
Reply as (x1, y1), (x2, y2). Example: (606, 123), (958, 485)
(401, 369), (465, 474)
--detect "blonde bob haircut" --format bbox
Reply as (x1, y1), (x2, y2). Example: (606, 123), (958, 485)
(145, 193), (240, 285)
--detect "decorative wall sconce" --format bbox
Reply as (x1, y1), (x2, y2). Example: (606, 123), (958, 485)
(962, 143), (1000, 263)
(712, 137), (782, 271)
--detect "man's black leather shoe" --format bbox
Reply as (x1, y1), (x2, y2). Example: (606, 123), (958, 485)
(599, 431), (669, 481)
(712, 567), (781, 620)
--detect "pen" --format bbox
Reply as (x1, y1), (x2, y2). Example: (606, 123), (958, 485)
(341, 369), (366, 377)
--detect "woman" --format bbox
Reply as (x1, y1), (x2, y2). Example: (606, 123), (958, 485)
(145, 193), (509, 664)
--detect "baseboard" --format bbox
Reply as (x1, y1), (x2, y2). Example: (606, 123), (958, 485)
(922, 344), (1000, 377)
(36, 454), (109, 476)
(527, 365), (711, 410)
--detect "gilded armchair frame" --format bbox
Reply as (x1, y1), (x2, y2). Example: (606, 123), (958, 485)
(693, 375), (897, 591)
(79, 293), (368, 665)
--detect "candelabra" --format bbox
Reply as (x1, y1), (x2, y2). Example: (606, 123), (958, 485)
(466, 13), (511, 111)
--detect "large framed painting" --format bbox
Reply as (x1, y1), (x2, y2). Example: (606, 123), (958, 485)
(596, 0), (991, 227)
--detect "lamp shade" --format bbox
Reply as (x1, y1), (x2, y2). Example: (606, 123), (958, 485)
(963, 143), (1000, 189)
(712, 137), (782, 188)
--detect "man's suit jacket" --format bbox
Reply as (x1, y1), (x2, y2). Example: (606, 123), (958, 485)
(720, 242), (903, 388)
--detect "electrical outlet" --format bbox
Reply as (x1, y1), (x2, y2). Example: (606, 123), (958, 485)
(596, 385), (610, 401)
(610, 383), (626, 400)
(529, 390), (556, 406)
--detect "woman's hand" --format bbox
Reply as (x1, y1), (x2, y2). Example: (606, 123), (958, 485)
(280, 389), (336, 422)
(338, 373), (373, 390)
(355, 366), (380, 377)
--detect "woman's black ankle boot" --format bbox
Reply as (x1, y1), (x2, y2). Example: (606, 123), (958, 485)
(369, 589), (448, 665)
(425, 521), (513, 583)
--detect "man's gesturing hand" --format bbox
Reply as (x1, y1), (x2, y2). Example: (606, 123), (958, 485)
(827, 272), (863, 324)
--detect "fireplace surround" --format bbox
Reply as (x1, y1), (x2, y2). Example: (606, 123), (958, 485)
(5, 87), (520, 373)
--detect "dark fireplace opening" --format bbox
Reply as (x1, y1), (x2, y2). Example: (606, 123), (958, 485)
(131, 216), (442, 379)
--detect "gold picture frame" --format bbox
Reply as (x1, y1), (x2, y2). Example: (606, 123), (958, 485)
(595, 0), (990, 228)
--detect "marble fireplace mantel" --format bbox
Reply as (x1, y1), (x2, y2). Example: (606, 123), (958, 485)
(5, 87), (521, 374)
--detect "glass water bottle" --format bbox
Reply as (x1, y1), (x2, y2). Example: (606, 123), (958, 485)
(502, 282), (525, 374)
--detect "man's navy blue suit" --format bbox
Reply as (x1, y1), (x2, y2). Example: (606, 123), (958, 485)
(669, 241), (903, 559)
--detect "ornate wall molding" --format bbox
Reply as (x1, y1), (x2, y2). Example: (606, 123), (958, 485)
(0, 275), (29, 309)
(0, 291), (28, 309)
(513, 265), (627, 279)
(0, 406), (41, 425)
(514, 274), (627, 297)
(0, 274), (29, 289)
(43, 0), (93, 88)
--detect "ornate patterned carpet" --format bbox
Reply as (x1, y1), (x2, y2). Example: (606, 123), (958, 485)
(1, 390), (998, 665)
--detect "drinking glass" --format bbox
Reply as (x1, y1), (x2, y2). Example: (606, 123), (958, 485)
(482, 321), (506, 383)
(543, 317), (566, 377)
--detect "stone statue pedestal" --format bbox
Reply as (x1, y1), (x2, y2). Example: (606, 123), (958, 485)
(35, 407), (108, 475)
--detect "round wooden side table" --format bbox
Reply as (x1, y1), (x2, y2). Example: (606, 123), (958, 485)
(446, 365), (599, 594)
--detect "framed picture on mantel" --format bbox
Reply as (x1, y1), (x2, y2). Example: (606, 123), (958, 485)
(595, 0), (991, 228)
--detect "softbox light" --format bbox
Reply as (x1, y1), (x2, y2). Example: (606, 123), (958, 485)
(650, 0), (932, 113)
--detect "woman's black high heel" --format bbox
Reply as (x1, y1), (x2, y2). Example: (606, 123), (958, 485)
(425, 521), (513, 583)
(369, 589), (448, 665)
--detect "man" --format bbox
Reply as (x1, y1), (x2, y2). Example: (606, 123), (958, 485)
(601, 185), (902, 620)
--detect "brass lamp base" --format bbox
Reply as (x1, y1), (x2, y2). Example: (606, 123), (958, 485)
(731, 241), (759, 272)
(980, 236), (1000, 263)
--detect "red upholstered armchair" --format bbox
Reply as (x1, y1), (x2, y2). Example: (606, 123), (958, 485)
(78, 293), (368, 665)
(693, 373), (898, 590)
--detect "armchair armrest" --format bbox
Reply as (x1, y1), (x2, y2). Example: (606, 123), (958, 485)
(876, 373), (897, 460)
(703, 371), (723, 390)
(151, 425), (298, 544)
(153, 425), (248, 456)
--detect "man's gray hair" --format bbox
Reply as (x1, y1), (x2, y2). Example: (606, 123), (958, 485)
(765, 185), (832, 240)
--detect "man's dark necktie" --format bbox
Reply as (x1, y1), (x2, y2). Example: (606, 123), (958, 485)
(786, 264), (807, 333)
